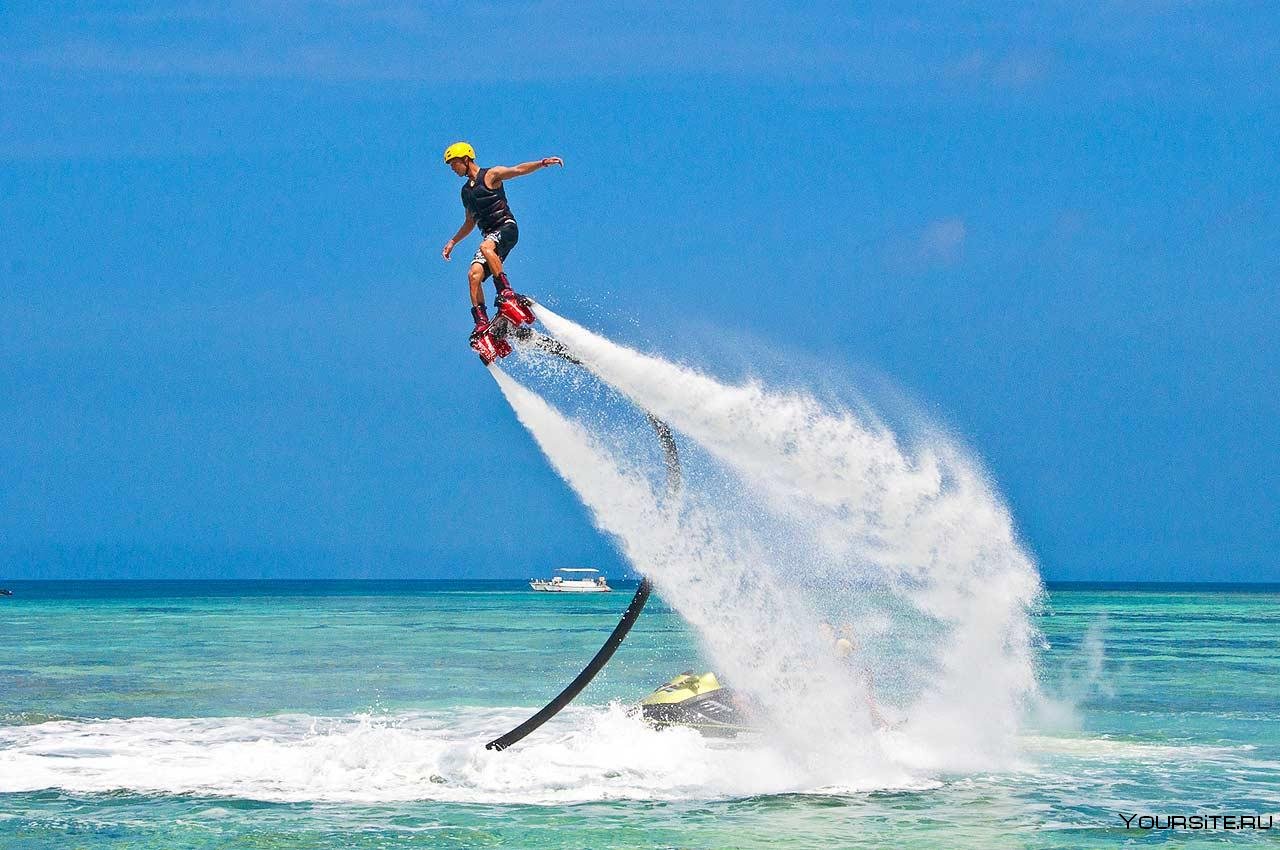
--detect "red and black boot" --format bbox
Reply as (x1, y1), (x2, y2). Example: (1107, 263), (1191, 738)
(494, 273), (536, 326)
(469, 305), (510, 365)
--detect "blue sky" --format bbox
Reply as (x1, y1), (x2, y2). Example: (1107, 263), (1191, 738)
(2, 2), (1276, 581)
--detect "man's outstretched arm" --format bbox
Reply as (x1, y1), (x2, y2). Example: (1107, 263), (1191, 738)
(486, 157), (564, 184)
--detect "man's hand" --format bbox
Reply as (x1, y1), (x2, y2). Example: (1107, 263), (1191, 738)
(442, 240), (456, 260)
(540, 157), (564, 168)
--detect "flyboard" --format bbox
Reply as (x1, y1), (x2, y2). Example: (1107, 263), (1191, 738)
(479, 299), (682, 752)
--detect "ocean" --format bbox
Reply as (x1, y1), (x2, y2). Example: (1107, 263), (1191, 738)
(1, 580), (1277, 849)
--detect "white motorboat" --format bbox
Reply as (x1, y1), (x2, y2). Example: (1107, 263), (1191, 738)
(529, 568), (612, 593)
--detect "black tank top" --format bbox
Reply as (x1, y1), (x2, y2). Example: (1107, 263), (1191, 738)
(460, 168), (515, 232)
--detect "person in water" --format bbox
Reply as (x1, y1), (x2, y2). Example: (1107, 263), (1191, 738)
(440, 141), (564, 341)
(821, 621), (889, 729)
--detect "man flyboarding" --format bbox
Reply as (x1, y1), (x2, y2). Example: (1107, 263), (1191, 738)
(441, 142), (564, 362)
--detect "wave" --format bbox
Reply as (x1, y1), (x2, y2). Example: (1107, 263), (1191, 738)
(0, 708), (933, 804)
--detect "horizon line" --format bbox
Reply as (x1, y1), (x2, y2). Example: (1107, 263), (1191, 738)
(3, 578), (1279, 588)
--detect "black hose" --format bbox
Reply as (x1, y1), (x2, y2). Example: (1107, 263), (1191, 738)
(485, 578), (652, 751)
(485, 330), (679, 751)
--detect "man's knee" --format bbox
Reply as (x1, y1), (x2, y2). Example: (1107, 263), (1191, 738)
(468, 264), (485, 285)
(479, 240), (500, 260)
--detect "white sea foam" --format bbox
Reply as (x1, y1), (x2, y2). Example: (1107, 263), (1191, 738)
(1019, 735), (1257, 763)
(0, 708), (916, 804)
(3, 711), (1266, 806)
(510, 308), (1045, 773)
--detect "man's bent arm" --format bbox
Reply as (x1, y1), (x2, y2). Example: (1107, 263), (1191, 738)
(450, 215), (476, 244)
(442, 213), (476, 260)
(486, 157), (564, 184)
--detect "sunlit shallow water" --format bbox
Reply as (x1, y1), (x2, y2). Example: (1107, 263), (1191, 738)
(2, 580), (1277, 848)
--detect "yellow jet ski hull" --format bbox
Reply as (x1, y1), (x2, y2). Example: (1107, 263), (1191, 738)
(637, 672), (755, 737)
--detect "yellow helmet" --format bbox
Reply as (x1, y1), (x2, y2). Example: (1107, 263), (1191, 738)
(444, 141), (475, 163)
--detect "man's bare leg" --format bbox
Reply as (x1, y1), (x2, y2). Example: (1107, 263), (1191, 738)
(477, 236), (532, 325)
(469, 263), (487, 308)
(479, 241), (509, 293)
(468, 262), (491, 337)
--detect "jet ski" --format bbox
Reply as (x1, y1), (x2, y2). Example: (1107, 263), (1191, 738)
(636, 671), (756, 737)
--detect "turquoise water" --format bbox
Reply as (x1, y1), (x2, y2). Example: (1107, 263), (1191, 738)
(2, 580), (1277, 848)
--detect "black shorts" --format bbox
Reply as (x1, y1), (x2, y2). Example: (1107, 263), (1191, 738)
(470, 220), (519, 281)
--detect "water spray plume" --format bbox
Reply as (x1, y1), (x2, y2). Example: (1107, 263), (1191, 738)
(495, 305), (1045, 781)
(491, 367), (919, 788)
